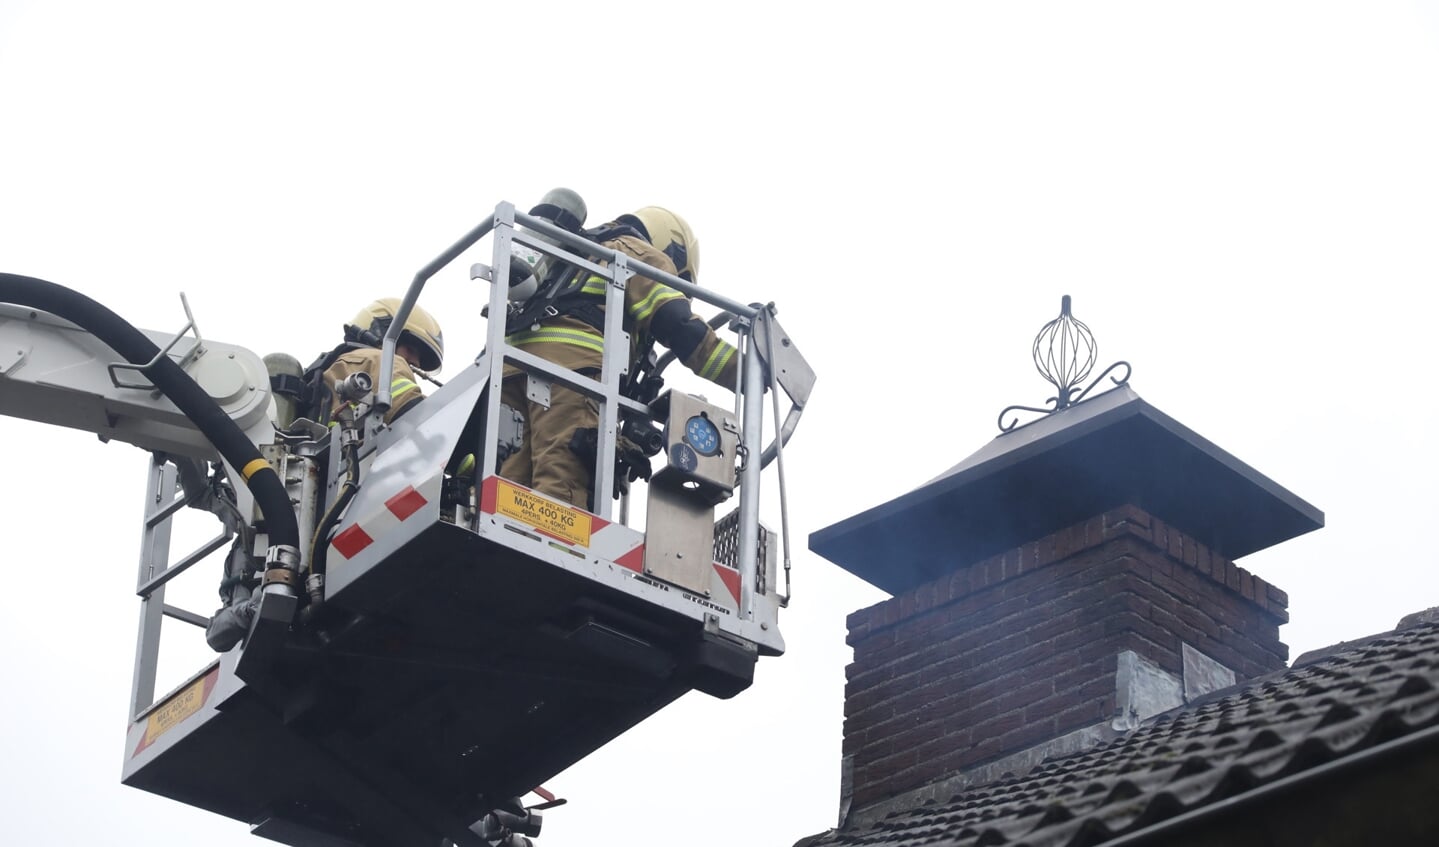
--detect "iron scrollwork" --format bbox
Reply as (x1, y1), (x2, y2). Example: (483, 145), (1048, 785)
(997, 296), (1131, 433)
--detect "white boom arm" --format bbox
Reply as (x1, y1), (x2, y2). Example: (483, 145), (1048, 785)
(0, 302), (274, 461)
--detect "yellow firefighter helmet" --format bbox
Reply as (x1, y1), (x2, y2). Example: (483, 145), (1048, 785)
(348, 298), (445, 372)
(621, 206), (700, 283)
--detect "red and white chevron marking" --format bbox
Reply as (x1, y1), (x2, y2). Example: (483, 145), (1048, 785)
(478, 475), (742, 607)
(331, 476), (441, 561)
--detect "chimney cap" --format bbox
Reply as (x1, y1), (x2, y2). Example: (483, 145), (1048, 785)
(809, 386), (1324, 595)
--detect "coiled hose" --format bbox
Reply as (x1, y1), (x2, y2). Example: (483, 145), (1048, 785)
(0, 273), (300, 552)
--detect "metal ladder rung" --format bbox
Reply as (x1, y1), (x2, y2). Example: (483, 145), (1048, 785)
(162, 604), (209, 628)
(145, 492), (190, 528)
(137, 530), (231, 597)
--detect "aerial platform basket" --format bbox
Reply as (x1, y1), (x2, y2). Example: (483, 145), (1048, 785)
(116, 201), (813, 846)
(122, 471), (772, 846)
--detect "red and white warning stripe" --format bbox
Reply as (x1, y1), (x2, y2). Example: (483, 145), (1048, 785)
(330, 475), (441, 561)
(478, 475), (742, 607)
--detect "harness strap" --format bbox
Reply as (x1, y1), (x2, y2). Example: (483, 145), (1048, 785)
(503, 223), (643, 334)
(504, 222), (669, 399)
(269, 372), (307, 399)
(528, 202), (584, 233)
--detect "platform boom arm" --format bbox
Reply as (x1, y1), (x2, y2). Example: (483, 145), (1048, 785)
(0, 302), (274, 461)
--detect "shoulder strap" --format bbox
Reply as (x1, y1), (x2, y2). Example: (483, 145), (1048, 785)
(301, 341), (365, 381)
(504, 263), (584, 334)
(582, 222), (646, 244)
(502, 222), (653, 335)
(286, 341), (367, 423)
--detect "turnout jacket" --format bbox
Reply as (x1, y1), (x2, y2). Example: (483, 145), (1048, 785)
(505, 234), (739, 390)
(322, 346), (423, 424)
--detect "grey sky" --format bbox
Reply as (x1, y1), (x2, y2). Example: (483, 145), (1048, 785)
(2, 2), (1437, 845)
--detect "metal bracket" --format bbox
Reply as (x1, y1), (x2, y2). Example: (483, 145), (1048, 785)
(526, 372), (552, 409)
(496, 402), (525, 465)
(610, 253), (630, 291)
(752, 306), (814, 407)
(108, 292), (205, 390)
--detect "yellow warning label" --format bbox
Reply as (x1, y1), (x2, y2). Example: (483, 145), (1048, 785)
(496, 480), (591, 547)
(142, 670), (213, 749)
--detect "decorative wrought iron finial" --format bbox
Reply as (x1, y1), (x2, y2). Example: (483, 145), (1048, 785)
(997, 295), (1130, 433)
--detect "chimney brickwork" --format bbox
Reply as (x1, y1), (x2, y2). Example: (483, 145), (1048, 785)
(841, 504), (1289, 813)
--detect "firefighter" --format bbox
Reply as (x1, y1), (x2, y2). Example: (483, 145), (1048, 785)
(323, 298), (445, 424)
(501, 204), (739, 510)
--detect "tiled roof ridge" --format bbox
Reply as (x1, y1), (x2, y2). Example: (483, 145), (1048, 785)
(800, 615), (1439, 847)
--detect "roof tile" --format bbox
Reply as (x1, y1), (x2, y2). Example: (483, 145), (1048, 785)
(798, 617), (1439, 847)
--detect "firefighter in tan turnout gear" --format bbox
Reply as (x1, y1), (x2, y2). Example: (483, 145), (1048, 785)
(323, 298), (445, 424)
(502, 200), (739, 510)
(203, 299), (444, 652)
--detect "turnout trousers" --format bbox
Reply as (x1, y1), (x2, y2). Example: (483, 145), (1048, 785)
(499, 373), (600, 511)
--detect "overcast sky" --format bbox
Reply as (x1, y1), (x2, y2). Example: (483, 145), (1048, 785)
(3, 2), (1439, 845)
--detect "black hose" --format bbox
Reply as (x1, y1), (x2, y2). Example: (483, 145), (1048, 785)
(309, 440), (360, 579)
(0, 273), (300, 551)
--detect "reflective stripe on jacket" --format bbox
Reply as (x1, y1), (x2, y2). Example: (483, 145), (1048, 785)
(505, 235), (738, 390)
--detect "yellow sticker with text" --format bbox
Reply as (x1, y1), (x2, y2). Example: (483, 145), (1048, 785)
(496, 480), (592, 547)
(137, 667), (217, 755)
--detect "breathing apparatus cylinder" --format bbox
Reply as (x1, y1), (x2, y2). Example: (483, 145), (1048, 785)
(509, 187), (588, 306)
(263, 352), (303, 429)
(528, 187), (587, 237)
(506, 244), (544, 303)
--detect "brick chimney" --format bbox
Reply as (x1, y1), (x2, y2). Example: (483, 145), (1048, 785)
(809, 385), (1321, 826)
